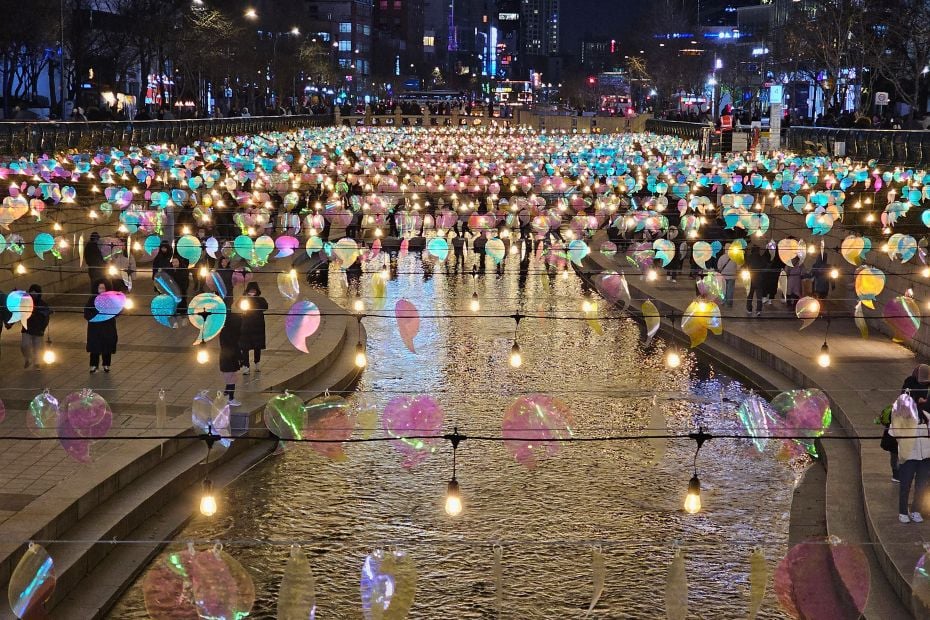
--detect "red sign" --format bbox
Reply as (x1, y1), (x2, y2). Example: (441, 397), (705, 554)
(721, 115), (733, 131)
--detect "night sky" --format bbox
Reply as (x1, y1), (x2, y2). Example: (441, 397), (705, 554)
(561, 0), (649, 59)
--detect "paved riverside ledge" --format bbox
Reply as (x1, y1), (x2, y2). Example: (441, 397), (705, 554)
(0, 271), (362, 617)
(583, 245), (917, 617)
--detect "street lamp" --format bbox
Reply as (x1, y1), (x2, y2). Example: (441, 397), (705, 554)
(244, 8), (257, 19)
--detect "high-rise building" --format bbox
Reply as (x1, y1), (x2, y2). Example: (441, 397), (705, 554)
(521, 0), (559, 56)
(301, 0), (374, 82)
(372, 0), (426, 82)
(520, 0), (560, 81)
(423, 0), (449, 72)
(447, 0), (498, 83)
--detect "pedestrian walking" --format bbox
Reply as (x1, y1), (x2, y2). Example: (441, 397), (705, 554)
(84, 280), (118, 373)
(810, 253), (834, 300)
(784, 258), (805, 309)
(716, 245), (737, 308)
(21, 284), (51, 370)
(890, 389), (930, 523)
(84, 231), (105, 285)
(239, 282), (267, 375)
(219, 312), (243, 406)
(745, 246), (766, 316)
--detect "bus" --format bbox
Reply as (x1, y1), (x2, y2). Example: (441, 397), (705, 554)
(396, 90), (467, 105)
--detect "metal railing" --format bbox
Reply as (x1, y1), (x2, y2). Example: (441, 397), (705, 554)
(0, 114), (334, 155)
(786, 126), (930, 167)
(644, 118), (711, 156)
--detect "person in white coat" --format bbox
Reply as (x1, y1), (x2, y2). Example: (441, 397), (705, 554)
(716, 244), (737, 308)
(890, 391), (930, 523)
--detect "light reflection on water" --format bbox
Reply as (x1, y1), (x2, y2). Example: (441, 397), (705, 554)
(109, 248), (795, 618)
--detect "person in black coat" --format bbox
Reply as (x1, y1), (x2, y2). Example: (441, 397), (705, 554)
(238, 282), (267, 375)
(21, 284), (52, 369)
(219, 312), (242, 405)
(84, 280), (118, 373)
(84, 231), (105, 285)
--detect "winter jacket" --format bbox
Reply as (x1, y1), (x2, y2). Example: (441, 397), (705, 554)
(239, 296), (268, 350)
(84, 295), (118, 354)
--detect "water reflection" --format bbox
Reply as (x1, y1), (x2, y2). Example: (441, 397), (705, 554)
(110, 245), (796, 618)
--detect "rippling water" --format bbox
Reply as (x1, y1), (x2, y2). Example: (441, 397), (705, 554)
(109, 247), (796, 618)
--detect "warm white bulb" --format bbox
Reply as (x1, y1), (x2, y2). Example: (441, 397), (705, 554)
(200, 492), (217, 517)
(647, 269), (658, 281)
(509, 343), (523, 368)
(740, 268), (750, 281)
(923, 266), (930, 278)
(353, 297), (365, 312)
(380, 268), (389, 280)
(42, 349), (56, 364)
(470, 294), (480, 312)
(684, 476), (701, 514)
(829, 268), (839, 279)
(124, 297), (135, 310)
(355, 344), (367, 368)
(445, 480), (462, 516)
(818, 352), (831, 368)
(199, 266), (209, 278)
(196, 348), (209, 364)
(582, 300), (593, 313)
(239, 298), (251, 311)
(666, 350), (681, 369)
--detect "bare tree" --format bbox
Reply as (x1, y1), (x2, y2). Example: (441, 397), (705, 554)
(875, 0), (930, 120)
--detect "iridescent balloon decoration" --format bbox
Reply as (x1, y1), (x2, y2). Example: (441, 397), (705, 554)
(263, 391), (306, 441)
(191, 390), (232, 451)
(501, 394), (574, 468)
(27, 389), (59, 437)
(285, 299), (322, 353)
(8, 543), (55, 619)
(794, 296), (820, 330)
(142, 545), (255, 620)
(769, 389), (831, 458)
(187, 293), (227, 343)
(382, 395), (444, 468)
(360, 549), (417, 620)
(736, 394), (776, 453)
(774, 538), (869, 619)
(58, 389), (113, 463)
(395, 299), (420, 353)
(303, 394), (355, 461)
(883, 295), (920, 342)
(681, 299), (723, 347)
(854, 266), (885, 309)
(278, 546), (317, 620)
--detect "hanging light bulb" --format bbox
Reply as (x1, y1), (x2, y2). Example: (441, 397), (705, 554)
(42, 345), (56, 365)
(352, 296), (365, 313)
(14, 263), (26, 275)
(355, 342), (367, 368)
(923, 266), (930, 278)
(107, 265), (118, 276)
(817, 342), (831, 368)
(740, 268), (750, 281)
(199, 479), (217, 517)
(509, 342), (523, 368)
(445, 478), (462, 516)
(199, 265), (209, 278)
(239, 298), (251, 311)
(581, 299), (593, 313)
(684, 475), (702, 514)
(380, 266), (390, 280)
(829, 268), (839, 279)
(196, 343), (210, 365)
(647, 268), (658, 282)
(469, 292), (480, 312)
(666, 346), (681, 369)
(445, 428), (463, 516)
(124, 297), (135, 310)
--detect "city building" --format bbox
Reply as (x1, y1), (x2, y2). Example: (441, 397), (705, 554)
(580, 37), (621, 73)
(520, 0), (560, 82)
(372, 0), (426, 86)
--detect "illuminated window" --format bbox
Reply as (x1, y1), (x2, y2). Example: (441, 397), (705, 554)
(423, 35), (435, 46)
(339, 22), (352, 33)
(339, 40), (352, 51)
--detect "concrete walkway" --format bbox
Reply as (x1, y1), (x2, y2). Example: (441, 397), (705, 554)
(584, 246), (920, 617)
(0, 271), (361, 616)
